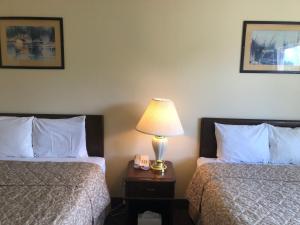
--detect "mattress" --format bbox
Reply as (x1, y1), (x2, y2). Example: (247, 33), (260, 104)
(0, 160), (110, 225)
(186, 162), (300, 225)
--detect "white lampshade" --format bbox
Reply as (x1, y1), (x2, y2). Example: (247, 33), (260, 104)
(136, 98), (184, 137)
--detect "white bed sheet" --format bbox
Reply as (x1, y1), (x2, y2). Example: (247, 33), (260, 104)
(0, 156), (106, 172)
(197, 157), (223, 167)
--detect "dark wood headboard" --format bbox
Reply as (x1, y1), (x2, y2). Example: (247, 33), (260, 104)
(0, 113), (104, 157)
(200, 117), (300, 158)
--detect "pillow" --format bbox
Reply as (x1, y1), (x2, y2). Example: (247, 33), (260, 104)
(268, 124), (300, 164)
(0, 116), (34, 157)
(215, 123), (269, 163)
(32, 116), (88, 158)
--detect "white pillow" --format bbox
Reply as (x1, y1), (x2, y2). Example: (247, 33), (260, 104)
(33, 116), (88, 158)
(268, 124), (300, 164)
(215, 123), (269, 163)
(0, 116), (34, 157)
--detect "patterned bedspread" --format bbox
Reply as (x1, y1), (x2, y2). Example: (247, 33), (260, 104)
(186, 163), (300, 225)
(0, 160), (110, 225)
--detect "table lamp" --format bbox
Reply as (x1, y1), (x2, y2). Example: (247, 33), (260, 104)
(136, 98), (184, 172)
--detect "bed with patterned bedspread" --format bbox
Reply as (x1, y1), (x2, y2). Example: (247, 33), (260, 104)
(186, 163), (300, 225)
(0, 160), (110, 225)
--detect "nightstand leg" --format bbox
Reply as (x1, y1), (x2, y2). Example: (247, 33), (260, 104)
(161, 200), (173, 225)
(127, 200), (138, 225)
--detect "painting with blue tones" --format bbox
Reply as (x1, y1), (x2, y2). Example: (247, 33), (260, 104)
(6, 26), (56, 61)
(250, 30), (300, 66)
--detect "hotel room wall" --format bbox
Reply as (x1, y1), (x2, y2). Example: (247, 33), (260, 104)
(0, 0), (300, 197)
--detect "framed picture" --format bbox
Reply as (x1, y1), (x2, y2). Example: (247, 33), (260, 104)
(240, 21), (300, 74)
(0, 17), (64, 69)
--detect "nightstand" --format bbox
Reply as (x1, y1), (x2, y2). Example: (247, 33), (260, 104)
(125, 160), (176, 225)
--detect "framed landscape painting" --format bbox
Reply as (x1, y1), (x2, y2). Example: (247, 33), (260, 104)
(240, 21), (300, 74)
(0, 17), (64, 69)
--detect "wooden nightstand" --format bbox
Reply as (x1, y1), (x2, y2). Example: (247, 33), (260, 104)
(125, 160), (176, 225)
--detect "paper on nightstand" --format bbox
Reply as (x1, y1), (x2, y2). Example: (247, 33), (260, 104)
(138, 211), (162, 225)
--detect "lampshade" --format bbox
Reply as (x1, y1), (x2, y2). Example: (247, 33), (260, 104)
(136, 98), (184, 137)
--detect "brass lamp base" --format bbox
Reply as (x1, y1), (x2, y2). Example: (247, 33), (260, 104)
(151, 160), (167, 172)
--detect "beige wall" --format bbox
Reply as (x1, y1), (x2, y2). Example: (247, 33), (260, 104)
(1, 0), (300, 197)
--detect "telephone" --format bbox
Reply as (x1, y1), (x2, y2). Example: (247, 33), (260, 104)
(134, 154), (150, 170)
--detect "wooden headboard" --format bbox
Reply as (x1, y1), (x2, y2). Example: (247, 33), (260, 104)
(0, 113), (104, 157)
(200, 117), (300, 158)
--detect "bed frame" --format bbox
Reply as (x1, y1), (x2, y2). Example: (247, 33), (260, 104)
(200, 117), (300, 158)
(0, 113), (104, 157)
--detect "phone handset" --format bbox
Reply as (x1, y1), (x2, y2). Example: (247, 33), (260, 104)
(134, 154), (150, 170)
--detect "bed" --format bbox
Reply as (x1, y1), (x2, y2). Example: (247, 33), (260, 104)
(0, 113), (110, 225)
(186, 117), (300, 225)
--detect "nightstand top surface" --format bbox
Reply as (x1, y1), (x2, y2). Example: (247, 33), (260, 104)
(126, 160), (175, 182)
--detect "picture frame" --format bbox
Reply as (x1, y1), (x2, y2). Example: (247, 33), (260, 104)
(240, 21), (300, 74)
(0, 17), (64, 69)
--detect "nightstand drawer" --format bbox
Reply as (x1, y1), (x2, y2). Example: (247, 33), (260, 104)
(126, 181), (175, 198)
